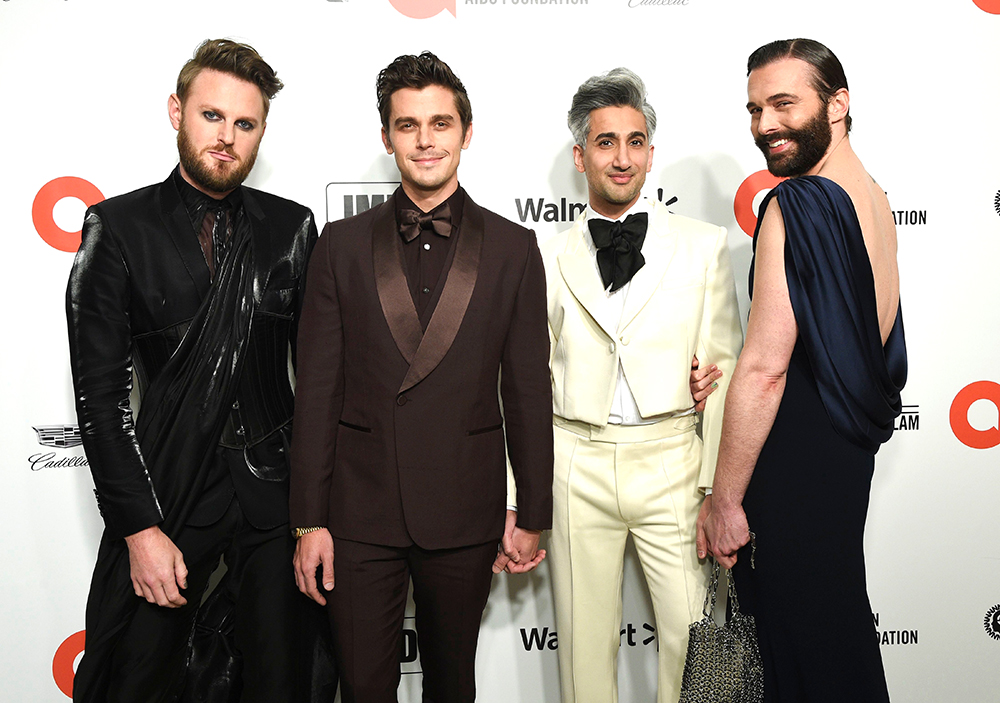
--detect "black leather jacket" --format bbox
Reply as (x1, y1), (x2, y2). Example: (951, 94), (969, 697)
(67, 171), (316, 538)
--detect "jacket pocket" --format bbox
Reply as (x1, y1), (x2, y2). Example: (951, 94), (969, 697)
(467, 423), (503, 437)
(338, 419), (372, 434)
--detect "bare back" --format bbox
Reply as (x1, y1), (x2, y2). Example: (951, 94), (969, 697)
(818, 144), (899, 344)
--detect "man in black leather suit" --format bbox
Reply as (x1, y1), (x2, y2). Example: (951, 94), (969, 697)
(66, 39), (328, 703)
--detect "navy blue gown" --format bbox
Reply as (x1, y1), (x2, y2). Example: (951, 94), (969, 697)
(731, 176), (907, 702)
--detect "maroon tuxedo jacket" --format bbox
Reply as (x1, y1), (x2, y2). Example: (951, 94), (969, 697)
(289, 190), (553, 549)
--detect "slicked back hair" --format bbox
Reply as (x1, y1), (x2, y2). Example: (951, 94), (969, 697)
(747, 38), (852, 133)
(567, 68), (656, 148)
(376, 52), (472, 135)
(176, 38), (283, 118)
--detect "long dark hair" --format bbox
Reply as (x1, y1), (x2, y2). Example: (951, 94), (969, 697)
(748, 39), (852, 133)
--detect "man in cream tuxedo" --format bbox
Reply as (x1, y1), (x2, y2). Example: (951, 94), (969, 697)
(541, 68), (743, 703)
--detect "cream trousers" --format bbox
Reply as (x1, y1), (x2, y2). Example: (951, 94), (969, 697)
(550, 415), (709, 703)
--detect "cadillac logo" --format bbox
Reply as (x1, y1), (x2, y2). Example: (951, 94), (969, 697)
(32, 424), (82, 448)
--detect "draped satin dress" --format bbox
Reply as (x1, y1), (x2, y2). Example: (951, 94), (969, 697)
(731, 176), (907, 703)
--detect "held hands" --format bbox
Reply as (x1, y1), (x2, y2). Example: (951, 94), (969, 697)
(697, 494), (751, 570)
(492, 509), (546, 575)
(293, 528), (335, 606)
(124, 525), (188, 608)
(690, 355), (723, 412)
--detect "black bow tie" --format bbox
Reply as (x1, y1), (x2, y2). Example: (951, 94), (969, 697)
(399, 202), (452, 242)
(589, 212), (648, 292)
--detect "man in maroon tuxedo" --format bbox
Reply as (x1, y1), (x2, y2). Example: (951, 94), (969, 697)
(289, 52), (553, 702)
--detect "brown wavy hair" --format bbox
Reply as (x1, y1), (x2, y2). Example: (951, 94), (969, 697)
(176, 39), (283, 118)
(376, 51), (472, 135)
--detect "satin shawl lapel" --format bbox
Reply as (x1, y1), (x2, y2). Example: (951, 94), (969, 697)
(620, 204), (676, 330)
(556, 213), (617, 340)
(155, 176), (211, 300)
(373, 194), (423, 364)
(241, 189), (271, 304)
(398, 196), (483, 394)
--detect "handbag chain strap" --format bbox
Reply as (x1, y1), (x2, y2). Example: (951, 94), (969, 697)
(702, 530), (758, 619)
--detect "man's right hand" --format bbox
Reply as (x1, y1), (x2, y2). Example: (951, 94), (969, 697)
(124, 525), (188, 608)
(293, 528), (334, 606)
(690, 355), (723, 413)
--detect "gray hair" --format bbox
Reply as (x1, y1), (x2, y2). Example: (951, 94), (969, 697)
(567, 68), (656, 148)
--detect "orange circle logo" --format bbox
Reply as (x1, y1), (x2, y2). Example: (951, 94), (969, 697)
(733, 170), (785, 236)
(32, 177), (105, 253)
(52, 630), (86, 698)
(973, 0), (1000, 14)
(388, 0), (456, 18)
(950, 381), (1000, 449)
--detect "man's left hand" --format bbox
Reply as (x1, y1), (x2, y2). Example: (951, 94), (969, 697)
(702, 497), (750, 570)
(493, 509), (545, 574)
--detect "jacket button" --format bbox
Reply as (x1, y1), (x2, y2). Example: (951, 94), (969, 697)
(396, 395), (408, 406)
(233, 400), (240, 410)
(620, 335), (630, 346)
(236, 427), (245, 436)
(608, 342), (616, 354)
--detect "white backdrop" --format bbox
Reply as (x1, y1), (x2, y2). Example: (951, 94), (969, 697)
(3, 0), (1000, 700)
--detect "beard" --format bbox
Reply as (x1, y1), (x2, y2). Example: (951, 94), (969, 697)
(755, 105), (832, 177)
(177, 120), (259, 195)
(591, 169), (646, 207)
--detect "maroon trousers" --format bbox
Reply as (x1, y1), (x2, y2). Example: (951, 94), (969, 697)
(327, 538), (497, 703)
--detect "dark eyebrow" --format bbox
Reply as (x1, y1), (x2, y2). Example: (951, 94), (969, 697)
(393, 113), (455, 128)
(767, 92), (799, 103)
(627, 130), (647, 141)
(747, 92), (800, 111)
(198, 103), (258, 127)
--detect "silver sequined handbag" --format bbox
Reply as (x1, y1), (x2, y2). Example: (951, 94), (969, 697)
(678, 556), (764, 703)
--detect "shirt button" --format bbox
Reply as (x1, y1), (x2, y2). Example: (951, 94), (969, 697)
(423, 243), (431, 251)
(422, 287), (431, 294)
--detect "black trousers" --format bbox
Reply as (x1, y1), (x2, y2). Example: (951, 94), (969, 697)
(328, 538), (497, 703)
(106, 496), (300, 703)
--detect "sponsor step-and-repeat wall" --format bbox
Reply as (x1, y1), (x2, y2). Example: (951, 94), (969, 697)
(2, 0), (999, 700)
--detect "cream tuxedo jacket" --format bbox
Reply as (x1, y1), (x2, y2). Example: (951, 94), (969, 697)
(540, 201), (743, 488)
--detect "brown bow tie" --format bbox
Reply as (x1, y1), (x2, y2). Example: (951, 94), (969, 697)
(399, 202), (452, 242)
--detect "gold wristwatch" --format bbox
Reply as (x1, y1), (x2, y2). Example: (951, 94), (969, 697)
(292, 526), (325, 539)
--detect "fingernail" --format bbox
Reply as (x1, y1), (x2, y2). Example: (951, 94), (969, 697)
(711, 382), (718, 389)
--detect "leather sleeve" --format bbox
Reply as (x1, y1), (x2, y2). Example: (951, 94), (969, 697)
(500, 232), (554, 531)
(66, 210), (163, 538)
(289, 210), (319, 370)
